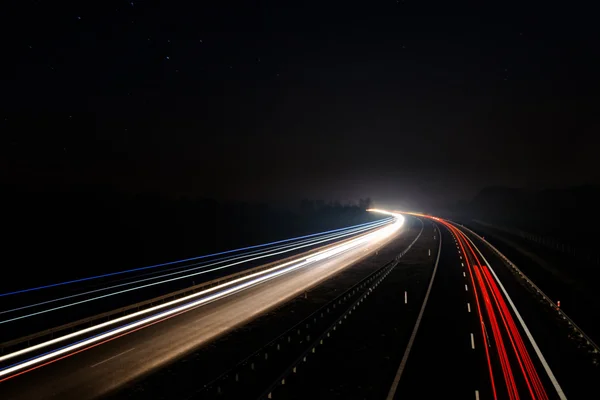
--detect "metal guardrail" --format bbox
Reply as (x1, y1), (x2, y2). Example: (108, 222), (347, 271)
(190, 218), (424, 399)
(473, 219), (600, 265)
(456, 223), (600, 363)
(1, 227), (384, 354)
(257, 223), (424, 400)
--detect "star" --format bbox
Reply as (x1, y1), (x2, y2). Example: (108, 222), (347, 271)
(166, 56), (170, 60)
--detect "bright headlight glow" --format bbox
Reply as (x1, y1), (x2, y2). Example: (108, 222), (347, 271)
(0, 214), (405, 380)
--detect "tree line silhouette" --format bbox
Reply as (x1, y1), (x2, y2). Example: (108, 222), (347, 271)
(0, 184), (377, 292)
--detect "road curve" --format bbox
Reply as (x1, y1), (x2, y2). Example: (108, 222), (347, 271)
(395, 214), (565, 400)
(0, 213), (404, 400)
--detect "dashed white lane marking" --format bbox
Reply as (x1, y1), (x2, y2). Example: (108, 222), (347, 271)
(405, 291), (407, 304)
(471, 333), (475, 349)
(465, 284), (468, 292)
(463, 271), (466, 277)
(90, 347), (136, 368)
(467, 303), (471, 313)
(475, 390), (480, 400)
(461, 263), (464, 267)
(386, 221), (442, 400)
(461, 227), (568, 400)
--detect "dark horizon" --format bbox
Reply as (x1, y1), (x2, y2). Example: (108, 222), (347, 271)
(2, 1), (599, 210)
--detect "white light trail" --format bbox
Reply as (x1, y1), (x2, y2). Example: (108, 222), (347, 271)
(1, 218), (391, 320)
(0, 214), (404, 375)
(1, 219), (392, 324)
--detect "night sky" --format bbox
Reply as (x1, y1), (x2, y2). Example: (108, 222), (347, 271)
(2, 1), (599, 210)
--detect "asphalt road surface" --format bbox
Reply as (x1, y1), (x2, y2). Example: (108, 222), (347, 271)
(266, 215), (575, 400)
(1, 212), (590, 400)
(0, 214), (403, 400)
(393, 217), (566, 400)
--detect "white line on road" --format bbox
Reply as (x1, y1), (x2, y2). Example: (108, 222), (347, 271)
(460, 227), (568, 400)
(90, 347), (135, 368)
(405, 291), (407, 304)
(465, 284), (468, 292)
(471, 333), (475, 349)
(463, 271), (466, 277)
(467, 303), (471, 313)
(461, 263), (464, 267)
(386, 220), (442, 400)
(428, 249), (431, 256)
(475, 390), (480, 400)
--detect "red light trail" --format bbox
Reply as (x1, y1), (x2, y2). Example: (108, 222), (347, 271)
(433, 218), (549, 400)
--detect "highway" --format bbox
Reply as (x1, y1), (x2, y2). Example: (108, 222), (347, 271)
(258, 213), (579, 400)
(1, 210), (593, 400)
(392, 216), (565, 400)
(0, 217), (394, 340)
(0, 213), (404, 400)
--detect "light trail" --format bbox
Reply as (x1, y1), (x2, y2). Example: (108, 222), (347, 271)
(0, 218), (393, 325)
(443, 221), (497, 399)
(457, 226), (549, 400)
(0, 218), (391, 298)
(0, 218), (391, 318)
(0, 213), (404, 377)
(451, 220), (519, 399)
(434, 216), (553, 400)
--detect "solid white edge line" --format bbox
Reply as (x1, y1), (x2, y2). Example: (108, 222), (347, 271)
(459, 226), (568, 400)
(386, 222), (442, 400)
